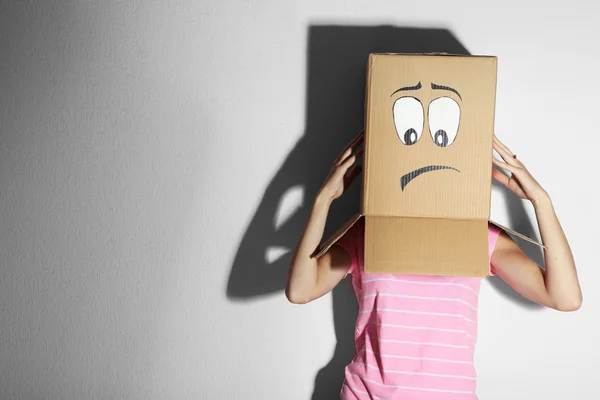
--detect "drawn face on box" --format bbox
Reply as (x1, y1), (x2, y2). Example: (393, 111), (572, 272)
(365, 55), (497, 219)
(393, 81), (462, 189)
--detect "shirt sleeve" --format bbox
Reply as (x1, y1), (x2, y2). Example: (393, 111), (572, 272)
(332, 218), (364, 279)
(487, 223), (502, 276)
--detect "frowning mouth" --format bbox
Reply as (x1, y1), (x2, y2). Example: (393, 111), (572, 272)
(400, 165), (460, 191)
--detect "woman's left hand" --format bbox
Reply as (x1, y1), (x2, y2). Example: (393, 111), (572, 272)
(492, 135), (549, 205)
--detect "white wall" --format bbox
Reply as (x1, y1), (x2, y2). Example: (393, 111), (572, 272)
(1, 1), (598, 399)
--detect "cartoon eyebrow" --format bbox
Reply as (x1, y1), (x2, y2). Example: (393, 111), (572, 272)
(390, 82), (422, 97)
(431, 83), (462, 100)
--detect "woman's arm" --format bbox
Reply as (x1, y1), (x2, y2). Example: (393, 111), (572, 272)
(286, 133), (363, 304)
(490, 136), (582, 311)
(285, 196), (352, 304)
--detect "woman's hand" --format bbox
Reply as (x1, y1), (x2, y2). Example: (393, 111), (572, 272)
(490, 135), (581, 312)
(491, 135), (548, 205)
(318, 131), (364, 204)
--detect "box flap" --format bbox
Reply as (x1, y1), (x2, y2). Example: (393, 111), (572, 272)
(489, 220), (546, 249)
(364, 216), (489, 277)
(313, 213), (363, 259)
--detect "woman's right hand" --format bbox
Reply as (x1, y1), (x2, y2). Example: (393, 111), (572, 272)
(318, 131), (364, 204)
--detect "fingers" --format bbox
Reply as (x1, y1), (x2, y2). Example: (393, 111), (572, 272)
(491, 167), (510, 187)
(493, 140), (519, 166)
(335, 148), (353, 167)
(493, 135), (512, 154)
(340, 150), (359, 171)
(492, 157), (519, 174)
(342, 131), (363, 155)
(354, 147), (364, 160)
(344, 164), (362, 185)
(335, 131), (364, 166)
(337, 149), (363, 178)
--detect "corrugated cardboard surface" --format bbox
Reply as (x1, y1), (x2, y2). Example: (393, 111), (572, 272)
(313, 213), (362, 258)
(489, 220), (546, 249)
(313, 53), (542, 277)
(364, 54), (497, 220)
(364, 216), (489, 276)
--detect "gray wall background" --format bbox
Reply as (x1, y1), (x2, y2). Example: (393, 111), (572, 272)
(1, 1), (598, 399)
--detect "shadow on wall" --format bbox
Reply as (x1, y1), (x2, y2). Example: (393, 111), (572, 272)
(489, 180), (545, 309)
(227, 25), (543, 400)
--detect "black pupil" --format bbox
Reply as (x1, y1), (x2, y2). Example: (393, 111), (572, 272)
(404, 128), (418, 145)
(434, 130), (448, 147)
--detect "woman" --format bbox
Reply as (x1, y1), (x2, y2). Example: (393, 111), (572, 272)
(286, 132), (582, 399)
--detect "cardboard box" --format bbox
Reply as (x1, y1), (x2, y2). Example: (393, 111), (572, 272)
(314, 53), (543, 277)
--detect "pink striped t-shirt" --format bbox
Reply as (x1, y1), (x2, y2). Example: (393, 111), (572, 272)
(335, 218), (501, 400)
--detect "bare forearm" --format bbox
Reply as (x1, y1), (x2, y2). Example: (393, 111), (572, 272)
(285, 133), (362, 303)
(286, 194), (331, 301)
(534, 195), (582, 310)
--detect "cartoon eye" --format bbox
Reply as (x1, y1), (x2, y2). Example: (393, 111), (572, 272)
(393, 97), (424, 146)
(428, 97), (460, 147)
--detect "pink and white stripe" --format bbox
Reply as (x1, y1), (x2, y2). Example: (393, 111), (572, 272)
(335, 220), (501, 399)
